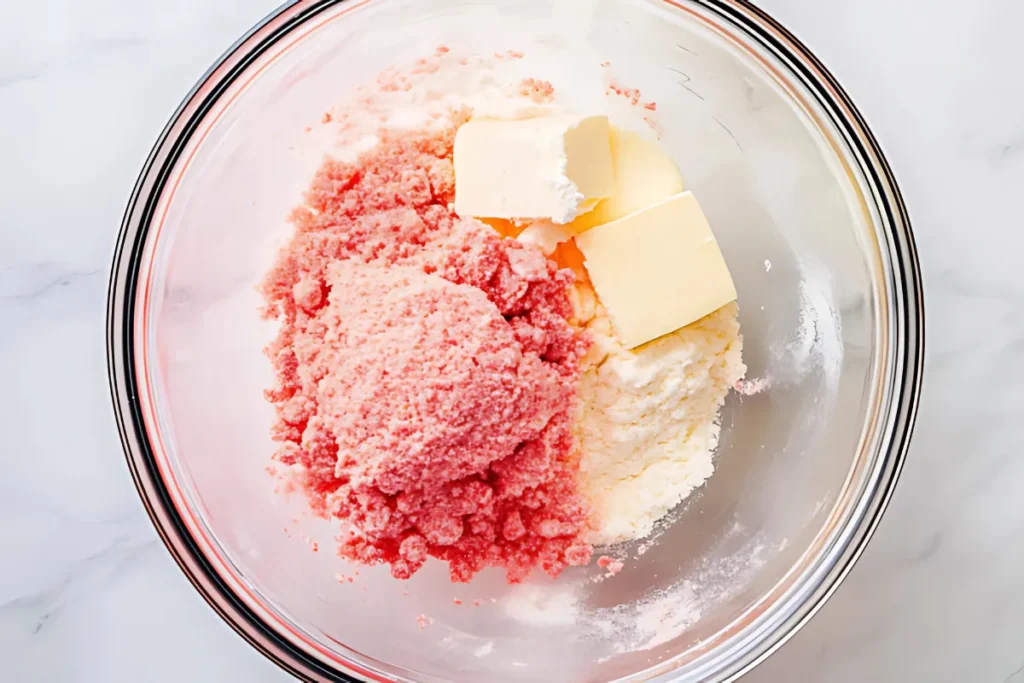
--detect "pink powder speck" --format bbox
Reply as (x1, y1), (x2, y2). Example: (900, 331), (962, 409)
(605, 72), (661, 132)
(262, 115), (593, 584)
(410, 59), (440, 76)
(417, 614), (433, 629)
(518, 78), (555, 104)
(608, 83), (642, 105)
(598, 556), (624, 575)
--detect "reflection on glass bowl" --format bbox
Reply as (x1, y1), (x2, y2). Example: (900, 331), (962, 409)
(107, 1), (923, 680)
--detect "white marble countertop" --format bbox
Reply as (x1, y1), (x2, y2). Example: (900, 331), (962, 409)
(2, 0), (1022, 680)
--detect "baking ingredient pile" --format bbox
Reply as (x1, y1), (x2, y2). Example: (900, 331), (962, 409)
(262, 49), (746, 584)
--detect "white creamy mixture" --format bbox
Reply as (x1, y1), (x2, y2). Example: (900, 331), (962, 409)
(575, 298), (745, 545)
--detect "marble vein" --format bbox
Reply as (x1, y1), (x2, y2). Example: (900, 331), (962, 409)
(0, 264), (103, 300)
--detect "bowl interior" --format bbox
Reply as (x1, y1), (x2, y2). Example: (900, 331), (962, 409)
(137, 0), (885, 680)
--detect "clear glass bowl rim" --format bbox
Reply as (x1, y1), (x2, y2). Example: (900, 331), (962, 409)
(106, 0), (925, 680)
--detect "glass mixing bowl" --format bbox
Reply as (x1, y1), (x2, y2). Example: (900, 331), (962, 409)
(107, 0), (924, 680)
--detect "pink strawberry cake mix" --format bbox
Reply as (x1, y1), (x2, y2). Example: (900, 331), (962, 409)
(262, 107), (595, 583)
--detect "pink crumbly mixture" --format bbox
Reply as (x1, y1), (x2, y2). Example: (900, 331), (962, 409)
(262, 114), (594, 583)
